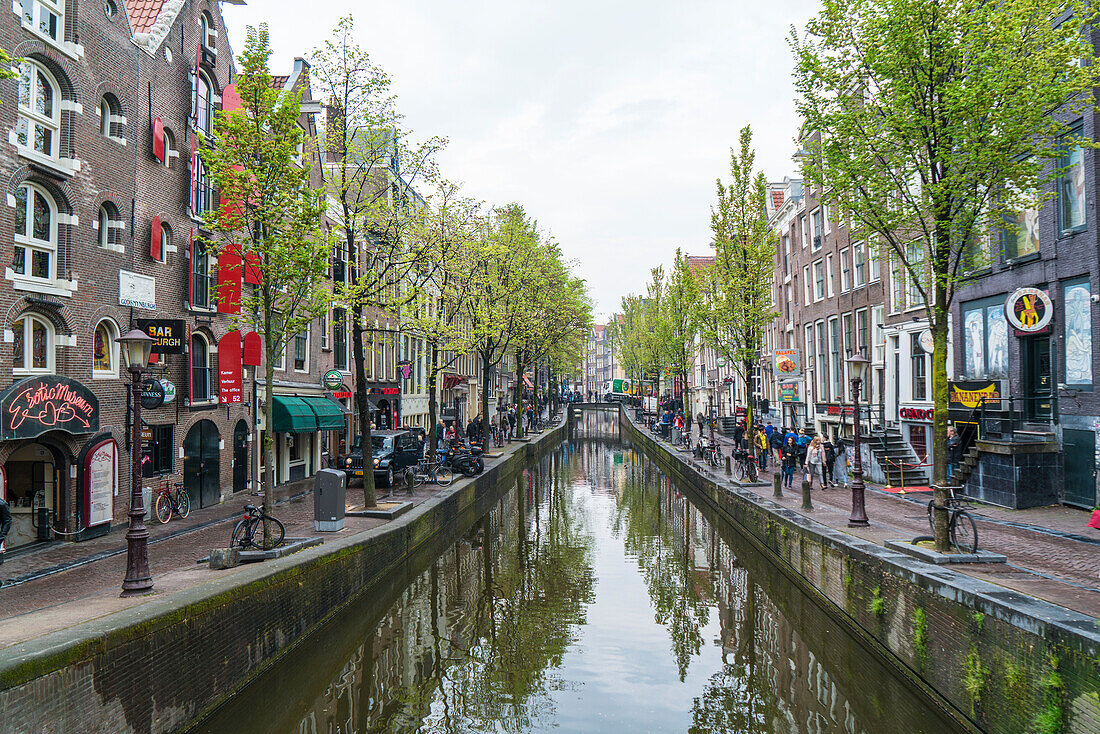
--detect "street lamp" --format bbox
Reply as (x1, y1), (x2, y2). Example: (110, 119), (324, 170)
(847, 351), (871, 527)
(117, 328), (155, 596)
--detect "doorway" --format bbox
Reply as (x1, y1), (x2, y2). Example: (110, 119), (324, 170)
(184, 420), (220, 508)
(233, 420), (248, 494)
(1024, 337), (1053, 421)
(1062, 429), (1096, 508)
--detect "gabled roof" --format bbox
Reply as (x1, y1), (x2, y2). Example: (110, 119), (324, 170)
(771, 190), (785, 210)
(127, 0), (168, 33)
(685, 255), (715, 272)
(270, 75), (290, 90)
(129, 0), (185, 54)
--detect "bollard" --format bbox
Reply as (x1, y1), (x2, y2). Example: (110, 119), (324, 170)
(773, 472), (783, 498)
(801, 479), (813, 510)
(725, 455), (732, 476)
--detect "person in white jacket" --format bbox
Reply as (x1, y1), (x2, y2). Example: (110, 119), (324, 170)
(805, 436), (827, 490)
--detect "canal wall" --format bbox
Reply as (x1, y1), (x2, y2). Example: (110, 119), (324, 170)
(0, 424), (566, 734)
(618, 407), (1100, 734)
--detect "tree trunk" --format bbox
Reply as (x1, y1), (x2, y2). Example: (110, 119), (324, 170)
(931, 296), (951, 552)
(428, 340), (439, 462)
(352, 301), (377, 508)
(480, 351), (491, 442)
(263, 344), (276, 547)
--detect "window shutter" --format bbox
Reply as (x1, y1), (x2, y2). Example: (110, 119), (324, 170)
(242, 331), (262, 367)
(217, 246), (241, 314)
(243, 250), (261, 285)
(150, 216), (162, 261)
(152, 117), (165, 162)
(188, 230), (195, 307)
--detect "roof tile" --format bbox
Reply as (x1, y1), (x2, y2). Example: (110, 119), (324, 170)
(127, 0), (169, 34)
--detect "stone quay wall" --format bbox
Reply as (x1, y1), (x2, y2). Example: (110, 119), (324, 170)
(618, 406), (1100, 734)
(0, 424), (566, 734)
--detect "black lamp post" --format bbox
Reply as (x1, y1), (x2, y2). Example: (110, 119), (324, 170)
(847, 352), (871, 528)
(117, 328), (155, 596)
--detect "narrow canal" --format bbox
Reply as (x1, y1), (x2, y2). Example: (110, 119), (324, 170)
(195, 413), (963, 733)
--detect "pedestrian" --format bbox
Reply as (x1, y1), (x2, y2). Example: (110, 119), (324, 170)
(732, 420), (745, 447)
(805, 436), (827, 490)
(764, 422), (774, 439)
(946, 426), (960, 484)
(796, 428), (811, 468)
(781, 436), (798, 489)
(833, 439), (850, 487)
(755, 427), (769, 471)
(823, 437), (836, 488)
(445, 422), (457, 441)
(0, 492), (10, 563)
(770, 427), (783, 465)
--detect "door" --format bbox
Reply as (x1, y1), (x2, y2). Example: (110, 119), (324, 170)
(184, 420), (221, 508)
(1062, 429), (1096, 508)
(233, 420), (248, 494)
(1024, 337), (1053, 420)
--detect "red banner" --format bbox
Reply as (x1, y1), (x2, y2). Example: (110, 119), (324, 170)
(218, 331), (243, 404)
(242, 331), (262, 367)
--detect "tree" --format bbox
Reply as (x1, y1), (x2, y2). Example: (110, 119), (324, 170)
(312, 16), (445, 507)
(202, 25), (330, 545)
(694, 126), (778, 438)
(654, 249), (700, 426)
(792, 0), (1100, 550)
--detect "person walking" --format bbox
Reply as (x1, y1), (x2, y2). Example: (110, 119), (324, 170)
(796, 428), (811, 468)
(946, 426), (960, 484)
(770, 427), (784, 466)
(833, 439), (850, 487)
(805, 436), (827, 490)
(823, 438), (836, 488)
(755, 427), (769, 471)
(781, 436), (798, 489)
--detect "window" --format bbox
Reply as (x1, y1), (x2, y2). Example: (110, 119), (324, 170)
(867, 243), (879, 281)
(320, 311), (329, 349)
(856, 308), (869, 356)
(333, 309), (347, 370)
(906, 242), (924, 306)
(294, 330), (308, 371)
(20, 0), (62, 42)
(911, 332), (928, 401)
(1064, 277), (1092, 386)
(199, 12), (217, 51)
(802, 265), (811, 305)
(97, 202), (123, 251)
(162, 128), (177, 169)
(829, 317), (841, 399)
(196, 73), (214, 136)
(813, 260), (825, 301)
(191, 334), (211, 401)
(332, 241), (347, 283)
(826, 254), (835, 297)
(816, 321), (828, 399)
(192, 243), (214, 309)
(811, 209), (823, 249)
(16, 60), (60, 161)
(801, 215), (809, 248)
(853, 242), (866, 287)
(782, 236), (789, 274)
(193, 155), (215, 214)
(99, 94), (123, 141)
(13, 183), (57, 283)
(839, 248), (850, 292)
(142, 425), (173, 476)
(961, 296), (1008, 379)
(873, 307), (885, 364)
(12, 314), (52, 374)
(288, 434), (300, 462)
(1058, 124), (1086, 235)
(842, 313), (853, 355)
(890, 254), (906, 311)
(92, 319), (119, 377)
(158, 222), (172, 262)
(823, 205), (832, 235)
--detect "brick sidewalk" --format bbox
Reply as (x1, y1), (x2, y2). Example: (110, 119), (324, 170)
(669, 431), (1100, 617)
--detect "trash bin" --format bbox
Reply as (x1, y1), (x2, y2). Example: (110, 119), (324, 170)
(314, 468), (346, 532)
(671, 427), (681, 445)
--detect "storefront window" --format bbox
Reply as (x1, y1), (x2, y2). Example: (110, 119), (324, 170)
(1063, 277), (1092, 386)
(911, 332), (928, 401)
(962, 297), (1008, 379)
(1003, 201), (1040, 260)
(1059, 124), (1087, 235)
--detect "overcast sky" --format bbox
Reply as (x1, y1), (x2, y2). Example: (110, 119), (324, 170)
(222, 0), (816, 322)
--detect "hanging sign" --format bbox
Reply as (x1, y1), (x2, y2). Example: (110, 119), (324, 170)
(218, 331), (243, 404)
(159, 378), (176, 404)
(1005, 287), (1053, 333)
(136, 319), (186, 354)
(140, 378), (165, 409)
(773, 349), (802, 377)
(779, 382), (801, 403)
(949, 380), (1002, 411)
(83, 438), (116, 527)
(919, 329), (934, 354)
(0, 376), (99, 439)
(322, 369), (344, 391)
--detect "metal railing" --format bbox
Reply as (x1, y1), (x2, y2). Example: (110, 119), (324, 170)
(977, 394), (1056, 440)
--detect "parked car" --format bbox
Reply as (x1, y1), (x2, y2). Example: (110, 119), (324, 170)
(343, 430), (421, 487)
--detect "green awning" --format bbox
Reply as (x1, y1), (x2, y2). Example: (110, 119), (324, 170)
(303, 396), (346, 430)
(272, 396), (317, 433)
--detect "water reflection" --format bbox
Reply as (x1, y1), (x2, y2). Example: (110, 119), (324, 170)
(197, 424), (961, 734)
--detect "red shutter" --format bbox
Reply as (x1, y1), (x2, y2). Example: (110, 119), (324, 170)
(150, 216), (162, 261)
(188, 231), (194, 307)
(242, 331), (262, 367)
(186, 324), (194, 404)
(221, 83), (242, 113)
(218, 331), (243, 404)
(189, 142), (198, 215)
(152, 116), (165, 162)
(217, 245), (241, 314)
(243, 250), (261, 285)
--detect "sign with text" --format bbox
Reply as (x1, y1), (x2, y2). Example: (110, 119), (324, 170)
(83, 438), (116, 527)
(136, 319), (186, 354)
(779, 382), (801, 403)
(772, 349), (802, 378)
(1005, 287), (1053, 333)
(119, 270), (156, 310)
(0, 376), (99, 439)
(218, 331), (243, 404)
(949, 380), (1002, 411)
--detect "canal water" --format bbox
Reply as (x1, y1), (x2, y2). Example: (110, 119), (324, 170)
(195, 413), (962, 733)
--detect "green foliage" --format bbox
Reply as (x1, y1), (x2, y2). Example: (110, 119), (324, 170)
(913, 607), (927, 669)
(973, 611), (985, 634)
(868, 586), (885, 617)
(1034, 656), (1065, 734)
(962, 646), (987, 717)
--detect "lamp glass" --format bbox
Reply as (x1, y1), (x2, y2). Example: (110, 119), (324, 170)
(117, 329), (154, 371)
(846, 352), (871, 382)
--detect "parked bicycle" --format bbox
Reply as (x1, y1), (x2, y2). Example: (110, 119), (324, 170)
(404, 456), (455, 488)
(231, 504), (285, 550)
(733, 449), (758, 482)
(153, 474), (190, 524)
(926, 486), (978, 553)
(699, 438), (722, 469)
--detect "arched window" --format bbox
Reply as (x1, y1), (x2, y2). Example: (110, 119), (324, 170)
(199, 12), (216, 51)
(13, 182), (57, 282)
(191, 333), (211, 401)
(192, 241), (213, 309)
(12, 313), (53, 375)
(196, 73), (214, 136)
(162, 127), (177, 168)
(160, 222), (172, 260)
(92, 319), (119, 377)
(16, 60), (60, 161)
(99, 93), (123, 141)
(97, 202), (122, 251)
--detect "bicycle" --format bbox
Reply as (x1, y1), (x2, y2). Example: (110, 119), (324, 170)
(153, 474), (190, 524)
(404, 456), (455, 488)
(231, 504), (285, 550)
(733, 450), (758, 482)
(699, 439), (722, 469)
(926, 486), (978, 553)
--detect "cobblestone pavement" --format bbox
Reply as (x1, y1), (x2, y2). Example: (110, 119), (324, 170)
(671, 429), (1100, 617)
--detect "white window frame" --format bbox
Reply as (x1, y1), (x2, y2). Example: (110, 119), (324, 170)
(162, 128), (179, 168)
(826, 253), (835, 298)
(802, 265), (811, 305)
(853, 241), (866, 287)
(12, 181), (57, 286)
(813, 260), (825, 302)
(320, 311), (329, 350)
(11, 313), (55, 375)
(293, 329), (309, 373)
(98, 95), (125, 143)
(92, 318), (120, 379)
(96, 203), (124, 253)
(196, 72), (214, 137)
(839, 248), (850, 292)
(16, 60), (60, 163)
(191, 243), (214, 310)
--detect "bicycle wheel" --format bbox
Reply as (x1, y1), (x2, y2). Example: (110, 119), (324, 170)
(926, 500), (936, 535)
(176, 489), (191, 519)
(433, 466), (454, 487)
(154, 493), (172, 524)
(950, 510), (978, 554)
(258, 516), (286, 550)
(231, 518), (252, 549)
(748, 462), (758, 482)
(410, 467), (425, 487)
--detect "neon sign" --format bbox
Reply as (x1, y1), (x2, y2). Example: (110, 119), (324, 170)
(0, 376), (100, 439)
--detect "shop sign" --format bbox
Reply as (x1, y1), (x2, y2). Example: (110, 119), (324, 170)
(218, 332), (243, 404)
(0, 376), (99, 439)
(779, 382), (801, 403)
(119, 270), (156, 310)
(140, 378), (165, 409)
(83, 438), (116, 527)
(397, 360), (412, 380)
(136, 319), (186, 354)
(322, 370), (344, 391)
(159, 378), (176, 404)
(919, 329), (934, 354)
(949, 380), (1002, 411)
(367, 386), (401, 396)
(1005, 287), (1053, 333)
(328, 391), (353, 400)
(900, 407), (934, 420)
(772, 348), (802, 377)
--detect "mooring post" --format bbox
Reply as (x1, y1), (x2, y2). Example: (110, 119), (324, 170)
(725, 455), (732, 476)
(773, 471), (782, 499)
(801, 479), (812, 510)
